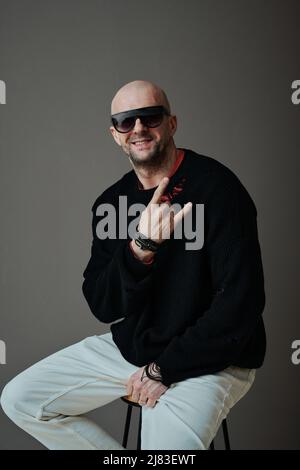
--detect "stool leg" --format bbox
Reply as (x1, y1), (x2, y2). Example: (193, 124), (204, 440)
(137, 407), (142, 450)
(222, 419), (231, 450)
(122, 404), (133, 448)
(209, 439), (215, 450)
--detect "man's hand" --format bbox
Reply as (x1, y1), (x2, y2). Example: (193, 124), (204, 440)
(130, 177), (192, 263)
(138, 176), (192, 243)
(125, 365), (169, 408)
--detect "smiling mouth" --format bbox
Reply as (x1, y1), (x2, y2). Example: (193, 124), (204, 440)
(131, 139), (153, 148)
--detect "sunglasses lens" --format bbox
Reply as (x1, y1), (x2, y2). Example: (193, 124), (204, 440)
(115, 117), (136, 133)
(142, 113), (163, 128)
(113, 111), (165, 133)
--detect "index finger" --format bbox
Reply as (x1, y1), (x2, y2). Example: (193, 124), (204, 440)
(150, 177), (170, 205)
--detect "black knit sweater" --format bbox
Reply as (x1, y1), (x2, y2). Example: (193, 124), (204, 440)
(82, 148), (266, 387)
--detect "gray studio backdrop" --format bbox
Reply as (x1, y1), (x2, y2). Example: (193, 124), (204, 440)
(0, 0), (299, 450)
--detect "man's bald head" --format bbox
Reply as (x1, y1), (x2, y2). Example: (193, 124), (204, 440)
(110, 80), (171, 115)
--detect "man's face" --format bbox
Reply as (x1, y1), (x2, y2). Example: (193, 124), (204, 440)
(109, 97), (177, 167)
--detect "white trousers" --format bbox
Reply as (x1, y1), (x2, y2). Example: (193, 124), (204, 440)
(0, 332), (255, 450)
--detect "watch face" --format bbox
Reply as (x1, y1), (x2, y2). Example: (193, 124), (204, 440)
(135, 235), (157, 252)
(135, 237), (147, 251)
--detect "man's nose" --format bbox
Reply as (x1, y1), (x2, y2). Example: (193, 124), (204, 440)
(133, 117), (148, 132)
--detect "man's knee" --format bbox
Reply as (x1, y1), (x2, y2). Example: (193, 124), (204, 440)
(1, 374), (33, 422)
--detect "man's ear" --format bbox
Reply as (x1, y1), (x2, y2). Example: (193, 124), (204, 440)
(169, 115), (177, 136)
(109, 126), (122, 146)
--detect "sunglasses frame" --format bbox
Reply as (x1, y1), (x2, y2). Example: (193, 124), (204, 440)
(111, 105), (170, 133)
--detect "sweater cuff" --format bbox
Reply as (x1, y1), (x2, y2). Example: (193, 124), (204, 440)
(124, 241), (155, 280)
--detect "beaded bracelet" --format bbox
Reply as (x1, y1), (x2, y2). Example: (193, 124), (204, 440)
(141, 362), (163, 382)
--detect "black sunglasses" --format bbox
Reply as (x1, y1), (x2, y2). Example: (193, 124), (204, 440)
(111, 105), (170, 133)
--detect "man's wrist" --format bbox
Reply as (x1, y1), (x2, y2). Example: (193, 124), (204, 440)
(134, 231), (160, 253)
(143, 362), (163, 382)
(129, 239), (155, 264)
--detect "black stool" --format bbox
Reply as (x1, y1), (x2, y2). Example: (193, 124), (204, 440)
(121, 395), (231, 450)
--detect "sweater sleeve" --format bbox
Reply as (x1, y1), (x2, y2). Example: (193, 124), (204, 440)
(155, 175), (266, 387)
(82, 195), (156, 324)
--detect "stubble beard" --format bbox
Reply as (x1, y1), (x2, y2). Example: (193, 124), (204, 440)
(127, 139), (170, 173)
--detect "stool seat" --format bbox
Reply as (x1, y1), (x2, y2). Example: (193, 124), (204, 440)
(121, 395), (141, 407)
(121, 395), (231, 450)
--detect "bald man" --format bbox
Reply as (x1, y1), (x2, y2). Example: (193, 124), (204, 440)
(1, 80), (266, 450)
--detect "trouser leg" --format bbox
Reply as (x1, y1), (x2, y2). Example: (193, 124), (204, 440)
(141, 366), (256, 450)
(0, 332), (138, 450)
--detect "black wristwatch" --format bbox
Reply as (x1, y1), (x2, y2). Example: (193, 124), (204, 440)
(134, 230), (160, 252)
